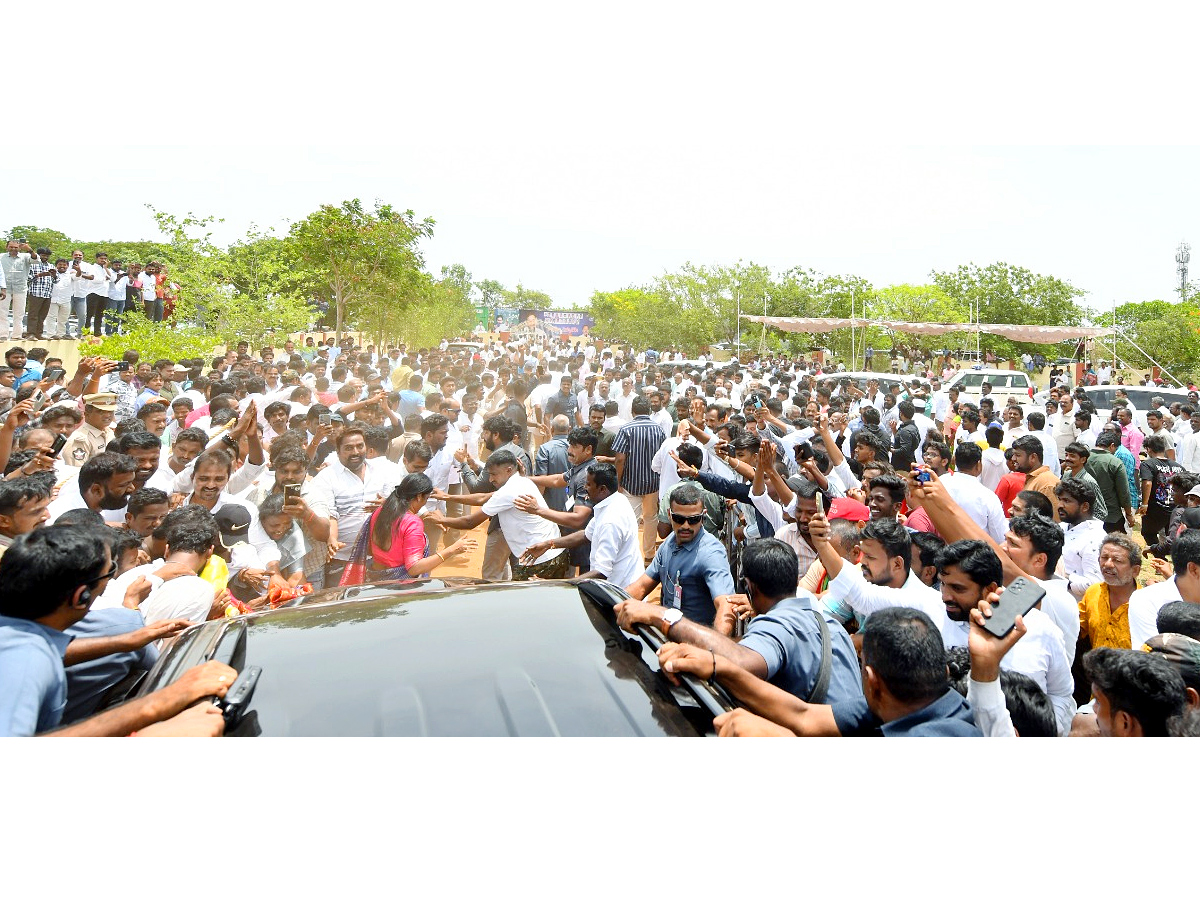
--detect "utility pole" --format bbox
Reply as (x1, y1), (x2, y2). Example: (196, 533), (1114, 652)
(1177, 241), (1191, 301)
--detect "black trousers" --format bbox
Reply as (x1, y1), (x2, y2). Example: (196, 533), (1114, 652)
(85, 293), (108, 335)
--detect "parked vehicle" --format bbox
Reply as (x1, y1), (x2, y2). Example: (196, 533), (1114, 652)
(944, 368), (1035, 414)
(116, 579), (735, 737)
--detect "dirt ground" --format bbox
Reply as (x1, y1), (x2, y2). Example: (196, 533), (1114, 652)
(432, 518), (662, 592)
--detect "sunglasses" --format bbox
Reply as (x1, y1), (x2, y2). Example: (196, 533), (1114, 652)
(86, 563), (118, 585)
(671, 513), (704, 525)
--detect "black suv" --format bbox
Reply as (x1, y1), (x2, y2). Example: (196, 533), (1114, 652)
(119, 579), (735, 736)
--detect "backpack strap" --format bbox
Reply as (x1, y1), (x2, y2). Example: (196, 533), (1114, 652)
(808, 608), (833, 705)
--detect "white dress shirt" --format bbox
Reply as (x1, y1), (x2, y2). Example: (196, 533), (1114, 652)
(1127, 577), (1184, 649)
(307, 458), (403, 560)
(1177, 431), (1200, 473)
(821, 563), (946, 634)
(649, 409), (674, 436)
(584, 492), (646, 588)
(1034, 430), (1062, 477)
(942, 606), (1076, 736)
(614, 390), (636, 423)
(1061, 518), (1105, 599)
(942, 472), (1008, 545)
(1033, 575), (1081, 665)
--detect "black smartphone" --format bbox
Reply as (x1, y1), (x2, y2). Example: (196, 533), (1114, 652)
(982, 576), (1046, 639)
(283, 483), (302, 504)
(50, 433), (67, 457)
(115, 361), (130, 372)
(43, 367), (65, 382)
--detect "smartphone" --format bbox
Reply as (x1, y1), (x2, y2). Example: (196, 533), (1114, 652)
(915, 467), (932, 484)
(814, 491), (824, 511)
(319, 413), (332, 427)
(43, 367), (66, 382)
(29, 389), (45, 414)
(49, 433), (67, 457)
(116, 361), (130, 372)
(283, 483), (302, 504)
(753, 396), (764, 409)
(982, 576), (1046, 639)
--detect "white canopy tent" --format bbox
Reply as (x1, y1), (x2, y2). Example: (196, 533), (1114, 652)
(740, 315), (1113, 343)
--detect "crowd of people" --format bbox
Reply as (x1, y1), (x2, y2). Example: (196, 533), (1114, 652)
(1, 240), (178, 339)
(2, 321), (1199, 738)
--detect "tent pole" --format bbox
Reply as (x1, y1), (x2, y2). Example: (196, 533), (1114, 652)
(1113, 326), (1185, 388)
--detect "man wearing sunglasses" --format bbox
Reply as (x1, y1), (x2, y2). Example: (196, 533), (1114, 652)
(620, 482), (734, 627)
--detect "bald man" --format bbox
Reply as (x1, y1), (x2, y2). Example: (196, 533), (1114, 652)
(534, 415), (573, 512)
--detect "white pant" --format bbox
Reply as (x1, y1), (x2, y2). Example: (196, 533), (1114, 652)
(44, 301), (71, 337)
(1, 291), (26, 339)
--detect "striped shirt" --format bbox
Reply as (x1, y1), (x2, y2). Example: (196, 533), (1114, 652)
(611, 415), (666, 496)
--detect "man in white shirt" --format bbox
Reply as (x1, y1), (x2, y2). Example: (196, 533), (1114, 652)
(935, 539), (1076, 735)
(1025, 412), (1061, 478)
(614, 377), (636, 423)
(1049, 395), (1080, 461)
(306, 427), (403, 583)
(912, 474), (1077, 731)
(580, 463), (645, 587)
(812, 516), (946, 633)
(1176, 411), (1200, 473)
(428, 448), (568, 580)
(1054, 478), (1105, 599)
(94, 509), (218, 628)
(648, 390), (674, 437)
(1128, 528), (1200, 648)
(1073, 410), (1098, 450)
(943, 443), (1008, 546)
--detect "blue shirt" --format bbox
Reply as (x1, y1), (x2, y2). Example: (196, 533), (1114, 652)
(62, 608), (158, 725)
(1113, 445), (1138, 502)
(646, 528), (734, 627)
(397, 390), (426, 419)
(738, 593), (863, 706)
(832, 688), (982, 737)
(0, 614), (73, 736)
(12, 369), (40, 391)
(534, 437), (571, 512)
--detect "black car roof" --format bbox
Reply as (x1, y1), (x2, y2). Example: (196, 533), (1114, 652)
(138, 581), (723, 737)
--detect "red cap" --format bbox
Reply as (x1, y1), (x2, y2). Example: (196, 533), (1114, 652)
(829, 497), (870, 522)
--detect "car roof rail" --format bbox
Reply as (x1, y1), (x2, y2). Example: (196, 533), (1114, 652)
(574, 578), (736, 721)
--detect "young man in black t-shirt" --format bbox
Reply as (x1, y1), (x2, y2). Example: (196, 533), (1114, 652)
(1139, 434), (1184, 544)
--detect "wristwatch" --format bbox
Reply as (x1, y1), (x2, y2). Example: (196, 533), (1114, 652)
(660, 607), (684, 635)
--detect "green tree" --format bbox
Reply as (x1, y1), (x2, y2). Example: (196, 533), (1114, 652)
(288, 199), (435, 340)
(1095, 299), (1200, 380)
(502, 283), (554, 310)
(474, 278), (507, 308)
(440, 263), (475, 304)
(868, 283), (965, 358)
(931, 261), (1086, 359)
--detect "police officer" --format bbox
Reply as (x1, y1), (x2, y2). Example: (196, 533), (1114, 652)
(62, 393), (118, 468)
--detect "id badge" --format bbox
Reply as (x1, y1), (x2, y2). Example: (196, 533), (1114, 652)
(673, 580), (683, 609)
(564, 494), (575, 510)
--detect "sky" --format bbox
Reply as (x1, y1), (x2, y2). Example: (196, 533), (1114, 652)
(8, 3), (1200, 320)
